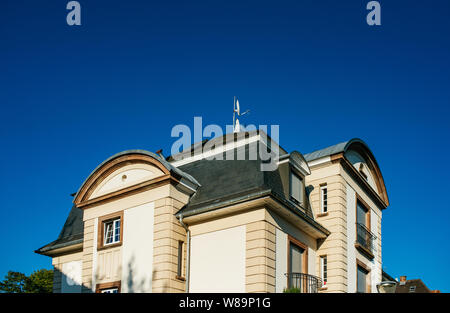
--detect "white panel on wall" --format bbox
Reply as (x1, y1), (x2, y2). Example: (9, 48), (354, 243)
(371, 211), (380, 292)
(61, 260), (82, 293)
(121, 202), (154, 293)
(346, 183), (356, 293)
(308, 247), (316, 277)
(190, 225), (246, 293)
(275, 228), (288, 293)
(91, 218), (98, 292)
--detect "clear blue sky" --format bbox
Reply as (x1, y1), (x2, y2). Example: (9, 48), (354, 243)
(1, 0), (449, 292)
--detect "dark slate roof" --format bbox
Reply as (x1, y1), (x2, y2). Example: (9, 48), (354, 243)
(36, 139), (330, 255)
(304, 138), (370, 162)
(395, 279), (432, 293)
(176, 157), (270, 213)
(304, 141), (349, 162)
(37, 150), (200, 255)
(167, 130), (287, 162)
(175, 144), (329, 236)
(35, 205), (84, 254)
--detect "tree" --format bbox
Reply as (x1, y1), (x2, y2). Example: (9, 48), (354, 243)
(0, 271), (27, 293)
(0, 269), (53, 293)
(25, 269), (54, 293)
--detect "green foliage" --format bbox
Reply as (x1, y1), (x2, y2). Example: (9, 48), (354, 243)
(0, 269), (53, 293)
(283, 287), (302, 293)
(25, 269), (54, 293)
(0, 271), (27, 293)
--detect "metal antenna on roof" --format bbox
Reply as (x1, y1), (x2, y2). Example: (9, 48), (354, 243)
(233, 96), (249, 133)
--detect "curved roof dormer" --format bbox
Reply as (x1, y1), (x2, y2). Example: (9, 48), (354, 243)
(73, 150), (200, 209)
(304, 138), (389, 208)
(342, 138), (389, 207)
(289, 151), (311, 176)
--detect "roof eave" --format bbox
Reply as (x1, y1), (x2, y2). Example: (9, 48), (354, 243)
(176, 190), (330, 239)
(35, 239), (83, 257)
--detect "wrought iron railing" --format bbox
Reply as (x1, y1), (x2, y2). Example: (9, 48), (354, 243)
(284, 273), (322, 293)
(356, 223), (376, 253)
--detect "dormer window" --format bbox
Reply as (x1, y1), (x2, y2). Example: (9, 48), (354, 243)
(290, 170), (304, 205)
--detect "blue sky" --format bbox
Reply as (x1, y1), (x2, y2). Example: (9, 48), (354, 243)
(0, 0), (449, 292)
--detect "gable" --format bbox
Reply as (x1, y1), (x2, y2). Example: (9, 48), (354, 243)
(344, 150), (378, 192)
(89, 163), (165, 200)
(343, 140), (389, 207)
(73, 152), (172, 208)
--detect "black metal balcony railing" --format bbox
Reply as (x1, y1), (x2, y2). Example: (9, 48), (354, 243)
(284, 273), (322, 293)
(356, 223), (376, 253)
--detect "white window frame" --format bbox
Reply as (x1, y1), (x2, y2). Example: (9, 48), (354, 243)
(104, 218), (121, 246)
(320, 185), (328, 213)
(320, 255), (327, 287)
(101, 287), (119, 293)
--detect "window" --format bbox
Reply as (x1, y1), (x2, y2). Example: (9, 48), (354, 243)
(288, 242), (304, 289)
(98, 212), (123, 250)
(320, 185), (328, 213)
(357, 265), (369, 293)
(104, 218), (121, 245)
(287, 236), (308, 290)
(177, 241), (184, 278)
(290, 170), (304, 205)
(356, 199), (374, 254)
(289, 243), (304, 274)
(356, 200), (369, 227)
(101, 288), (119, 293)
(320, 256), (327, 286)
(409, 286), (416, 293)
(96, 281), (121, 293)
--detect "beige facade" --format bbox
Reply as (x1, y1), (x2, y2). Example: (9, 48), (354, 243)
(306, 143), (388, 293)
(308, 163), (349, 292)
(37, 135), (389, 293)
(52, 251), (83, 293)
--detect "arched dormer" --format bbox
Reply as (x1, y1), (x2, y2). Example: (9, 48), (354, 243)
(73, 150), (199, 209)
(342, 139), (389, 207)
(305, 138), (389, 208)
(289, 151), (311, 177)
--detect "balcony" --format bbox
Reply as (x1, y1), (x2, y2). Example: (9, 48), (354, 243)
(355, 223), (376, 259)
(284, 273), (322, 293)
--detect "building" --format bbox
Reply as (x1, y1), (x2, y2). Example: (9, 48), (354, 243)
(35, 131), (389, 293)
(395, 276), (439, 293)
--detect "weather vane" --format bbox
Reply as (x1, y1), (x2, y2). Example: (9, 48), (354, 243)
(233, 96), (250, 133)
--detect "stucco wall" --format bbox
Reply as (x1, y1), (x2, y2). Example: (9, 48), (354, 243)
(187, 206), (318, 294)
(306, 163), (348, 293)
(275, 228), (287, 293)
(79, 183), (189, 293)
(52, 251), (83, 293)
(346, 183), (357, 292)
(189, 225), (246, 292)
(341, 169), (383, 293)
(307, 157), (385, 293)
(121, 202), (155, 292)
